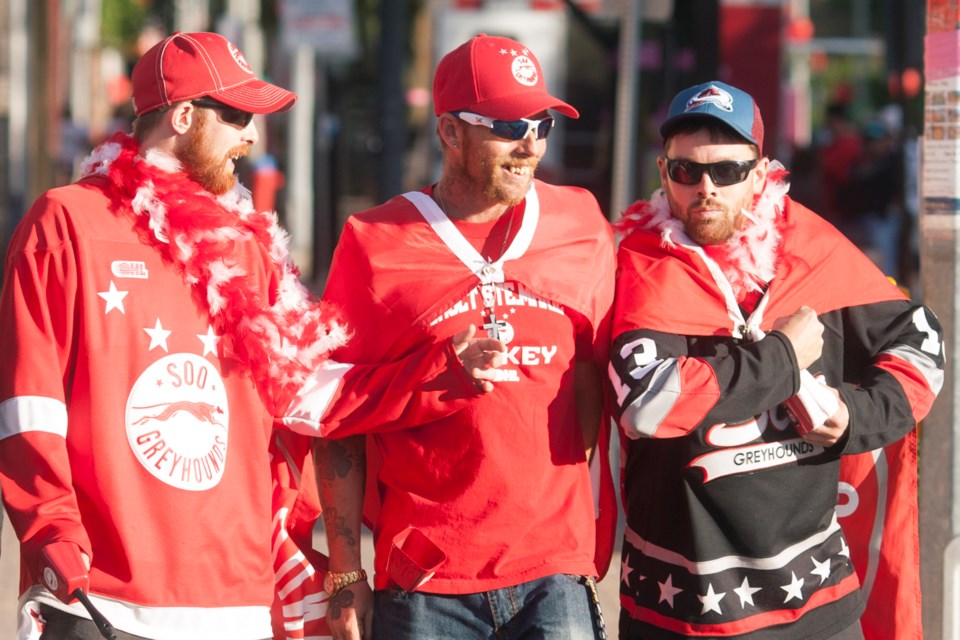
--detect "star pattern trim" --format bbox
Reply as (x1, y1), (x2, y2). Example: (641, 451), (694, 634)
(811, 556), (831, 585)
(698, 583), (726, 615)
(781, 571), (804, 603)
(733, 576), (761, 608)
(658, 574), (683, 608)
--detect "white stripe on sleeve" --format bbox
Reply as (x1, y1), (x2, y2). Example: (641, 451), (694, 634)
(0, 396), (68, 441)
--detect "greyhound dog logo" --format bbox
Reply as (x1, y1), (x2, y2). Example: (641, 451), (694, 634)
(131, 402), (225, 429)
(126, 353), (230, 491)
(686, 85), (735, 113)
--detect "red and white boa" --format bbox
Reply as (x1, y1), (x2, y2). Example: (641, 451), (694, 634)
(81, 132), (348, 413)
(615, 162), (791, 303)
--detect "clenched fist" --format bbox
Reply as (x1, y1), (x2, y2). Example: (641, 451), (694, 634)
(772, 306), (824, 371)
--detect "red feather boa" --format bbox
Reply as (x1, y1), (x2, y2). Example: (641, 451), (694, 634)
(614, 164), (791, 303)
(81, 132), (348, 413)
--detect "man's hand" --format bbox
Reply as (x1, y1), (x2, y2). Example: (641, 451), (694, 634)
(801, 385), (850, 447)
(326, 581), (373, 640)
(39, 541), (91, 603)
(772, 306), (824, 371)
(452, 324), (508, 392)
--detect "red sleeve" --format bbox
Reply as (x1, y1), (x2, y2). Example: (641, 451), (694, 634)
(279, 217), (480, 437)
(0, 194), (91, 591)
(0, 432), (92, 591)
(281, 340), (480, 438)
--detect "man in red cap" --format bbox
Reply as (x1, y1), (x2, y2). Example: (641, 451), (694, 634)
(0, 31), (506, 640)
(317, 34), (617, 640)
(610, 80), (942, 639)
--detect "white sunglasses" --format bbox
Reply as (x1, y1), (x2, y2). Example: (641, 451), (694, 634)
(454, 111), (554, 141)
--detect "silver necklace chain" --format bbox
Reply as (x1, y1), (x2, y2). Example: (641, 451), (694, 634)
(435, 183), (514, 339)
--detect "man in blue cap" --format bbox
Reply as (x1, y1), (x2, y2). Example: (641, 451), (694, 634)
(608, 80), (943, 639)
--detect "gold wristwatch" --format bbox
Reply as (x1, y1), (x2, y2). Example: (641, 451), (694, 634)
(323, 568), (368, 596)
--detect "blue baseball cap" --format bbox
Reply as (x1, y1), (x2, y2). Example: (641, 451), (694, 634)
(660, 81), (764, 152)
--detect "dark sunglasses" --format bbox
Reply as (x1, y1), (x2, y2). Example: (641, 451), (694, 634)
(665, 158), (759, 186)
(192, 97), (255, 129)
(454, 111), (554, 141)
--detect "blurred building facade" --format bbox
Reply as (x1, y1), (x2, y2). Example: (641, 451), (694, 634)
(0, 0), (923, 279)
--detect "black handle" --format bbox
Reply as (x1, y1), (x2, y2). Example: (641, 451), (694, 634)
(71, 589), (118, 640)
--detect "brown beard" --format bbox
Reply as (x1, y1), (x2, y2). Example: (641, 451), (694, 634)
(663, 190), (747, 246)
(177, 114), (248, 195)
(459, 134), (538, 207)
(482, 159), (537, 206)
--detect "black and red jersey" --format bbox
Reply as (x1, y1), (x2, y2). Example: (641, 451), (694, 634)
(610, 194), (943, 639)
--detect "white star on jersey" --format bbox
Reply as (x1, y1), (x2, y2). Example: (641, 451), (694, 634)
(733, 576), (761, 608)
(197, 326), (220, 357)
(144, 319), (171, 352)
(658, 574), (683, 608)
(839, 538), (850, 558)
(622, 557), (644, 587)
(781, 571), (805, 603)
(811, 556), (831, 584)
(698, 583), (725, 615)
(98, 281), (128, 314)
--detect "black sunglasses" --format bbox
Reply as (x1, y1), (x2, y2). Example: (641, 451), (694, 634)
(192, 98), (255, 129)
(453, 111), (554, 141)
(665, 158), (759, 186)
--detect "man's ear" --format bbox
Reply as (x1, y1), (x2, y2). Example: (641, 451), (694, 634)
(657, 155), (668, 188)
(168, 102), (197, 135)
(437, 113), (462, 150)
(752, 157), (770, 196)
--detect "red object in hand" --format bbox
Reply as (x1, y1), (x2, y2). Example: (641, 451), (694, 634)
(38, 542), (119, 639)
(39, 541), (89, 603)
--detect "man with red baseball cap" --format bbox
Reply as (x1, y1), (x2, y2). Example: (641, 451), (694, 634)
(317, 34), (617, 639)
(0, 31), (506, 640)
(130, 31), (296, 117)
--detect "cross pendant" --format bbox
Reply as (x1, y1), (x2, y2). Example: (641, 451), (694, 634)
(482, 310), (503, 340)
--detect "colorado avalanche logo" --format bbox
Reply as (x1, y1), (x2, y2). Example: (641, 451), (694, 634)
(126, 353), (230, 491)
(228, 42), (254, 75)
(686, 84), (734, 113)
(512, 53), (538, 87)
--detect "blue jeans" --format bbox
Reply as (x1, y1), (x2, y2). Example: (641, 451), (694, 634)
(373, 574), (607, 640)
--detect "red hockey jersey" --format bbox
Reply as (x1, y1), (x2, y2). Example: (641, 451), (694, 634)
(323, 181), (617, 593)
(0, 173), (474, 639)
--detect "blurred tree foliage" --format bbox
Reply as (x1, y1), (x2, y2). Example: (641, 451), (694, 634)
(101, 0), (150, 57)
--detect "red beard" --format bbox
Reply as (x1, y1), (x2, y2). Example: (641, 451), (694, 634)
(177, 114), (248, 195)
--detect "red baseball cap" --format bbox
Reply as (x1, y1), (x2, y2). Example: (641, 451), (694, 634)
(131, 32), (297, 116)
(433, 34), (578, 120)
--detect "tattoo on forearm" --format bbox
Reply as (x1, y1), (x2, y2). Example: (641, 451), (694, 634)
(327, 588), (355, 621)
(315, 439), (366, 483)
(321, 507), (357, 547)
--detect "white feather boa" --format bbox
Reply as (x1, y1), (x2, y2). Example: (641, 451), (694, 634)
(616, 161), (791, 302)
(81, 133), (348, 412)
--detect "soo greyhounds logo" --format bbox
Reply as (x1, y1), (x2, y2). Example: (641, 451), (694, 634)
(126, 353), (229, 491)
